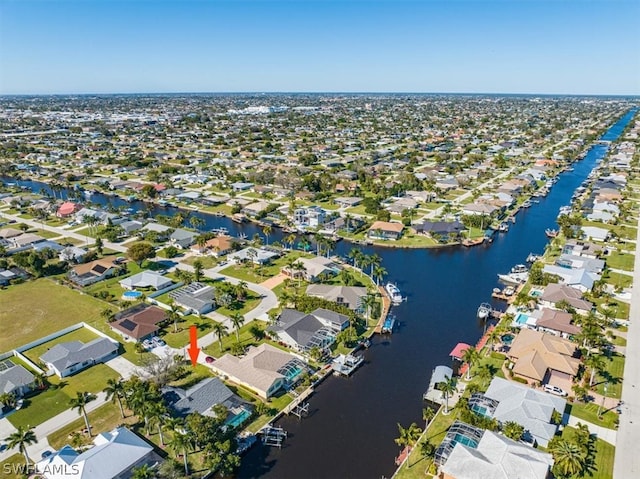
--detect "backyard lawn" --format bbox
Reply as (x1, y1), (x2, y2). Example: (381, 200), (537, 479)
(22, 327), (102, 365)
(8, 364), (121, 428)
(0, 279), (109, 353)
(0, 454), (26, 479)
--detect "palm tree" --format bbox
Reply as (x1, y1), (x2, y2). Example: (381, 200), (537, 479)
(148, 402), (168, 443)
(347, 248), (363, 271)
(167, 302), (181, 333)
(233, 281), (248, 301)
(0, 392), (16, 410)
(584, 354), (606, 387)
(192, 259), (204, 282)
(461, 346), (480, 381)
(292, 261), (306, 286)
(368, 253), (381, 277)
(550, 439), (586, 478)
(362, 292), (377, 326)
(131, 463), (155, 479)
(70, 391), (96, 435)
(230, 313), (245, 343)
(373, 265), (387, 286)
(418, 440), (436, 470)
(502, 421), (525, 441)
(485, 327), (501, 355)
(359, 254), (372, 277)
(286, 233), (296, 250)
(262, 224), (272, 245)
(103, 378), (126, 418)
(168, 430), (192, 476)
(211, 320), (229, 353)
(423, 407), (435, 431)
(4, 425), (37, 468)
(394, 422), (422, 450)
(439, 376), (456, 414)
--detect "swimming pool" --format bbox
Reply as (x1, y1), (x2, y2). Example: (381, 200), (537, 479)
(515, 312), (529, 325)
(122, 291), (142, 299)
(226, 409), (251, 428)
(453, 433), (479, 448)
(470, 405), (488, 417)
(530, 290), (543, 297)
(501, 334), (514, 345)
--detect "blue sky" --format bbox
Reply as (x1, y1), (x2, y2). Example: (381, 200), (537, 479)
(1, 0), (639, 95)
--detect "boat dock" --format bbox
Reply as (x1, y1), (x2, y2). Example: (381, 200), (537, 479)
(332, 353), (364, 376)
(283, 386), (314, 416)
(374, 284), (392, 334)
(491, 282), (525, 303)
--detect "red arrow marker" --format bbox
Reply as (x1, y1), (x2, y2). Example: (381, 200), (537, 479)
(187, 325), (200, 366)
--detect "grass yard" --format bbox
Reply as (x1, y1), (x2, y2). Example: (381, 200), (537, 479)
(605, 251), (635, 271)
(22, 327), (101, 365)
(602, 271), (633, 290)
(0, 279), (109, 353)
(182, 255), (219, 269)
(8, 364), (121, 428)
(219, 251), (310, 283)
(203, 320), (269, 358)
(0, 454), (27, 479)
(593, 353), (624, 399)
(561, 426), (614, 479)
(47, 401), (138, 450)
(568, 402), (619, 430)
(160, 315), (213, 349)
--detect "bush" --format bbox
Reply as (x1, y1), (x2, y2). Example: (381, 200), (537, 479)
(490, 352), (507, 360)
(511, 376), (528, 384)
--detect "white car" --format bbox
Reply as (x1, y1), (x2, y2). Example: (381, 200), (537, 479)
(544, 384), (568, 397)
(142, 339), (154, 350)
(152, 337), (166, 347)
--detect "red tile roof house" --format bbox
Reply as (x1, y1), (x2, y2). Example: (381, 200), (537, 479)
(110, 305), (167, 342)
(56, 201), (81, 218)
(367, 221), (404, 240)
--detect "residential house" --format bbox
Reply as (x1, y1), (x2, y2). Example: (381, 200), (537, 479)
(209, 343), (307, 399)
(119, 271), (173, 291)
(58, 246), (87, 263)
(141, 222), (172, 241)
(162, 377), (252, 426)
(440, 427), (553, 479)
(580, 226), (610, 242)
(368, 221), (404, 240)
(535, 308), (582, 339)
(68, 256), (120, 287)
(243, 200), (271, 218)
(562, 239), (603, 259)
(110, 305), (167, 342)
(0, 361), (35, 398)
(333, 197), (362, 208)
(293, 206), (327, 229)
(56, 201), (81, 218)
(231, 247), (280, 265)
(190, 235), (234, 257)
(119, 220), (144, 236)
(305, 284), (368, 313)
(506, 329), (580, 384)
(170, 228), (197, 249)
(170, 282), (216, 315)
(40, 337), (119, 378)
(413, 220), (464, 240)
(539, 283), (594, 314)
(542, 265), (600, 292)
(268, 308), (350, 353)
(36, 427), (163, 479)
(281, 256), (340, 282)
(461, 203), (499, 216)
(230, 182), (254, 192)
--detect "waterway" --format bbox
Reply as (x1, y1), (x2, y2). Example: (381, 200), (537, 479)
(1, 108), (636, 478)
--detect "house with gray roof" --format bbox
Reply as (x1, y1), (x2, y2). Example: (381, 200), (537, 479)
(170, 282), (216, 315)
(162, 377), (252, 426)
(0, 361), (35, 398)
(268, 308), (349, 353)
(40, 337), (119, 378)
(170, 228), (197, 248)
(119, 270), (173, 291)
(36, 426), (162, 479)
(231, 247), (280, 265)
(478, 377), (566, 447)
(306, 284), (368, 313)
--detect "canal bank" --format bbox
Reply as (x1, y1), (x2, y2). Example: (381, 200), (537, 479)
(1, 109), (636, 478)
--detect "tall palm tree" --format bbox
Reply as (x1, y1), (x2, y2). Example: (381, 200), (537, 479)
(368, 253), (381, 277)
(233, 281), (248, 301)
(461, 346), (480, 381)
(292, 261), (306, 286)
(192, 259), (204, 282)
(286, 233), (297, 250)
(167, 302), (181, 333)
(550, 439), (586, 478)
(423, 407), (435, 431)
(359, 254), (371, 277)
(584, 354), (606, 387)
(230, 313), (245, 343)
(148, 402), (168, 444)
(69, 392), (96, 435)
(394, 422), (422, 450)
(4, 425), (37, 468)
(103, 378), (126, 418)
(373, 265), (387, 286)
(262, 224), (272, 245)
(485, 327), (502, 355)
(439, 376), (456, 414)
(211, 320), (229, 353)
(361, 292), (377, 326)
(348, 248), (363, 271)
(168, 430), (192, 476)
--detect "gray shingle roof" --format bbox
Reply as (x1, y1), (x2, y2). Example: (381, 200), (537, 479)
(40, 338), (118, 373)
(162, 377), (249, 418)
(0, 363), (34, 394)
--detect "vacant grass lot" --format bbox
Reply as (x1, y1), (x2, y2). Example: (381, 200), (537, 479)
(8, 364), (120, 428)
(0, 279), (108, 353)
(0, 454), (26, 479)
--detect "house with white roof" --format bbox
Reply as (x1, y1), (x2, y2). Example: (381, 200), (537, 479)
(542, 265), (600, 292)
(40, 337), (119, 378)
(119, 271), (173, 291)
(580, 226), (610, 242)
(36, 427), (162, 479)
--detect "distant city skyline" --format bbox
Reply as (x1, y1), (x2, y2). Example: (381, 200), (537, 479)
(1, 0), (639, 96)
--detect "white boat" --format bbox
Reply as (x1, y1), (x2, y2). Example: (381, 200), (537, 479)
(511, 264), (528, 274)
(477, 303), (492, 319)
(498, 272), (529, 284)
(385, 283), (403, 304)
(526, 253), (541, 263)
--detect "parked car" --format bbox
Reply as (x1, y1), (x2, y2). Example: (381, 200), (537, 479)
(142, 339), (154, 350)
(41, 450), (53, 459)
(152, 337), (166, 347)
(543, 384), (567, 397)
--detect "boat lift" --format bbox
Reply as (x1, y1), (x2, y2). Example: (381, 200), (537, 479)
(261, 426), (287, 448)
(291, 401), (310, 419)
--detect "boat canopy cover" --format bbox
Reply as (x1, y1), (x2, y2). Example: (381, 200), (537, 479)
(432, 365), (454, 385)
(449, 343), (472, 360)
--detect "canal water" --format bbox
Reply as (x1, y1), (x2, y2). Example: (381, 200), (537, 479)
(2, 108), (636, 478)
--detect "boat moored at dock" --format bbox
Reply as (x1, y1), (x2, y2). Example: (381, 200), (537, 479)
(476, 303), (492, 320)
(385, 282), (404, 304)
(332, 353), (365, 376)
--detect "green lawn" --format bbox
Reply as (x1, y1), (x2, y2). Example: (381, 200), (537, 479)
(219, 250), (310, 283)
(160, 315), (213, 349)
(602, 271), (633, 290)
(8, 364), (121, 428)
(22, 327), (101, 365)
(0, 454), (27, 479)
(606, 251), (635, 271)
(203, 320), (269, 358)
(568, 402), (619, 430)
(593, 353), (624, 399)
(182, 255), (219, 269)
(561, 426), (614, 479)
(0, 279), (110, 353)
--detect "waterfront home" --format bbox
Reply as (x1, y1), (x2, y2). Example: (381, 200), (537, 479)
(169, 228), (197, 249)
(119, 270), (173, 291)
(475, 376), (566, 447)
(169, 282), (216, 315)
(162, 377), (252, 425)
(268, 308), (349, 353)
(305, 284), (368, 313)
(440, 427), (553, 479)
(506, 329), (580, 385)
(423, 365), (455, 405)
(56, 201), (81, 218)
(461, 203), (499, 216)
(40, 337), (119, 378)
(562, 239), (603, 259)
(36, 427), (163, 479)
(209, 343), (307, 399)
(242, 200), (272, 218)
(110, 304), (167, 342)
(68, 256), (120, 287)
(413, 220), (464, 240)
(367, 221), (404, 240)
(231, 247), (280, 265)
(580, 225), (610, 242)
(535, 308), (581, 339)
(293, 205), (327, 229)
(539, 283), (594, 315)
(555, 254), (605, 273)
(282, 256), (340, 282)
(190, 235), (234, 257)
(0, 361), (35, 398)
(141, 222), (172, 241)
(542, 265), (600, 293)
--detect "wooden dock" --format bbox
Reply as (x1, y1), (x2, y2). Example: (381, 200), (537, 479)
(283, 386), (314, 415)
(374, 285), (392, 334)
(491, 283), (525, 304)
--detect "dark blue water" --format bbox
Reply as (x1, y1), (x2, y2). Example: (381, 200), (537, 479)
(2, 108), (636, 479)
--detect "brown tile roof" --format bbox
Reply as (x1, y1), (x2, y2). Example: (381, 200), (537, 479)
(72, 256), (119, 276)
(536, 309), (582, 336)
(369, 221), (404, 233)
(111, 305), (166, 340)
